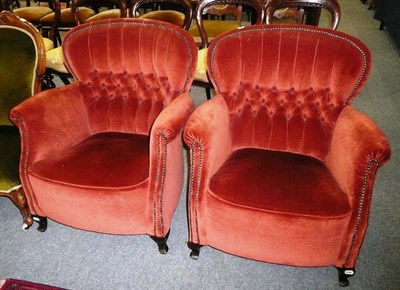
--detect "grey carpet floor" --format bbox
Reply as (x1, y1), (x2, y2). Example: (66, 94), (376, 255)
(1, 0), (399, 289)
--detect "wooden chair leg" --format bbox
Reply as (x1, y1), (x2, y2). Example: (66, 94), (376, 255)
(1, 185), (33, 229)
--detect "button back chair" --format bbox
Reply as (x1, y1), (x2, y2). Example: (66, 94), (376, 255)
(183, 24), (391, 286)
(10, 18), (197, 254)
(265, 0), (341, 29)
(191, 0), (265, 100)
(0, 10), (46, 229)
(130, 0), (192, 30)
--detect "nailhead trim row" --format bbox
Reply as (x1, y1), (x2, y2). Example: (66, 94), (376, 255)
(63, 20), (195, 94)
(188, 141), (203, 243)
(343, 158), (380, 267)
(209, 26), (368, 106)
(14, 116), (41, 215)
(153, 132), (168, 237)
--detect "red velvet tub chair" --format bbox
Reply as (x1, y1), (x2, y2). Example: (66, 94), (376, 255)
(183, 24), (391, 286)
(10, 18), (197, 254)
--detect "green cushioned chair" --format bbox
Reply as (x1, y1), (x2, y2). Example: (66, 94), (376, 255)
(0, 11), (46, 229)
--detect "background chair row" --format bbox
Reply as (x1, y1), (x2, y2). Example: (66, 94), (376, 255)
(0, 11), (391, 287)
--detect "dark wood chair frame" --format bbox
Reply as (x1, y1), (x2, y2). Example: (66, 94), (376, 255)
(0, 10), (47, 231)
(265, 0), (341, 30)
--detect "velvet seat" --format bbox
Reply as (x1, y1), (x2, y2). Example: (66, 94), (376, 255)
(0, 10), (46, 229)
(183, 24), (391, 286)
(10, 18), (197, 253)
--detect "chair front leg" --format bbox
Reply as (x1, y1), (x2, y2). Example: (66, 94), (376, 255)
(1, 185), (33, 229)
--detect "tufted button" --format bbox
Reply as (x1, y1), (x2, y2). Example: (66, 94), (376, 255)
(245, 98), (249, 102)
(316, 102), (320, 106)
(255, 85), (260, 90)
(269, 111), (274, 116)
(321, 117), (325, 121)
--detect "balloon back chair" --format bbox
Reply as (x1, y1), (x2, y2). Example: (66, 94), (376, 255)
(265, 0), (341, 29)
(10, 18), (197, 254)
(0, 10), (46, 229)
(183, 24), (391, 286)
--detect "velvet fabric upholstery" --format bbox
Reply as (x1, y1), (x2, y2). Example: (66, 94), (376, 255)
(10, 18), (197, 239)
(183, 24), (391, 272)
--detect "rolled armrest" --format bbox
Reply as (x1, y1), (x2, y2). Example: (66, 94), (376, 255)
(183, 95), (233, 179)
(10, 84), (91, 163)
(183, 95), (232, 244)
(150, 93), (195, 141)
(325, 106), (391, 267)
(325, 106), (391, 199)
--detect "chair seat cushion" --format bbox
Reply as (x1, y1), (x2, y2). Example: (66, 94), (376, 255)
(29, 132), (149, 188)
(40, 8), (96, 27)
(189, 20), (240, 38)
(43, 37), (54, 52)
(84, 9), (122, 23)
(0, 126), (21, 191)
(209, 148), (351, 218)
(46, 46), (68, 73)
(139, 10), (185, 27)
(194, 48), (208, 82)
(13, 7), (53, 24)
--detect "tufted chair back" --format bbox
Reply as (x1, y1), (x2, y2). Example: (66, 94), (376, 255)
(10, 18), (197, 252)
(207, 24), (370, 159)
(62, 18), (196, 135)
(183, 24), (390, 286)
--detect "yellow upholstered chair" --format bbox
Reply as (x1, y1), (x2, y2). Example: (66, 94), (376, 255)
(0, 10), (46, 230)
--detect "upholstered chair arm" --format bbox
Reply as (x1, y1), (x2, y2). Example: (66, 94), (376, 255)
(325, 106), (391, 268)
(9, 84), (91, 165)
(183, 95), (232, 245)
(148, 93), (195, 237)
(184, 95), (233, 181)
